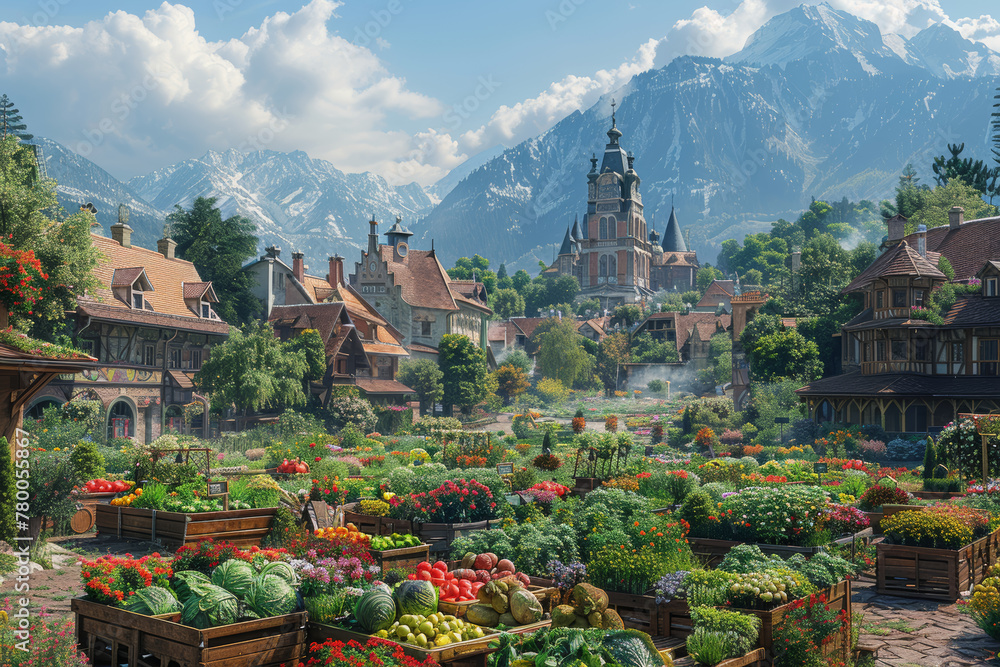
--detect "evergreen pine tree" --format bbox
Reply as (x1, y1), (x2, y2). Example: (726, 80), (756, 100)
(0, 95), (33, 142)
(0, 438), (15, 543)
(922, 438), (937, 479)
(542, 429), (552, 456)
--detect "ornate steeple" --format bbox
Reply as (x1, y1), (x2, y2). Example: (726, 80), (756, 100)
(661, 206), (687, 253)
(606, 98), (622, 145)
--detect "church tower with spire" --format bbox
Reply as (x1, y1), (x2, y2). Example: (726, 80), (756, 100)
(649, 202), (699, 291)
(572, 99), (654, 308)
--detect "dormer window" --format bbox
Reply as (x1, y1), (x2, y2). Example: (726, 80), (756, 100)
(132, 289), (144, 309)
(987, 278), (998, 297)
(201, 301), (211, 318)
(183, 282), (219, 318)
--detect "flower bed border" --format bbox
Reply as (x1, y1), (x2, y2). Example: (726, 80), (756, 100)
(876, 528), (1000, 601)
(94, 505), (277, 548)
(72, 597), (306, 667)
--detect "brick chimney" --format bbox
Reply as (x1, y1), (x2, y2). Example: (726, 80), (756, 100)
(157, 237), (177, 260)
(916, 224), (927, 257)
(292, 252), (305, 282)
(887, 215), (906, 245)
(949, 206), (965, 229)
(328, 255), (344, 287)
(110, 222), (133, 248)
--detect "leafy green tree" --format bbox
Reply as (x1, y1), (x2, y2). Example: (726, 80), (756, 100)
(438, 334), (488, 414)
(596, 331), (630, 394)
(493, 364), (530, 404)
(909, 178), (998, 230)
(0, 136), (101, 336)
(521, 283), (547, 317)
(502, 349), (533, 374)
(797, 199), (834, 237)
(799, 233), (850, 299)
(611, 304), (642, 327)
(932, 143), (999, 195)
(286, 329), (327, 395)
(550, 274), (580, 305)
(696, 265), (724, 293)
(630, 331), (678, 363)
(397, 358), (444, 415)
(0, 437), (14, 543)
(196, 322), (311, 419)
(511, 269), (532, 292)
(881, 164), (929, 220)
(0, 95), (32, 141)
(536, 317), (590, 387)
(739, 313), (782, 354)
(168, 197), (259, 325)
(747, 329), (823, 383)
(797, 316), (841, 376)
(576, 298), (601, 316)
(491, 287), (525, 319)
(849, 242), (877, 278)
(699, 332), (732, 386)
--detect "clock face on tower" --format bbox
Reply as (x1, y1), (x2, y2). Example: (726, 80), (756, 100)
(397, 242), (409, 257)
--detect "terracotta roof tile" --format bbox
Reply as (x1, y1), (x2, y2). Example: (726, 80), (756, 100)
(906, 216), (1000, 281)
(656, 251), (698, 268)
(379, 247), (458, 311)
(111, 267), (146, 287)
(269, 303), (350, 358)
(355, 378), (415, 395)
(89, 234), (224, 323)
(510, 317), (546, 340)
(672, 311), (731, 350)
(489, 321), (516, 343)
(182, 282), (213, 300)
(77, 301), (229, 335)
(844, 240), (945, 292)
(408, 343), (439, 355)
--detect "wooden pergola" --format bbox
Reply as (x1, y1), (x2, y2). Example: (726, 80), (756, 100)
(0, 342), (97, 448)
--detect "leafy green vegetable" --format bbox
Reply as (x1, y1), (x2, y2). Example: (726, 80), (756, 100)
(600, 629), (666, 667)
(258, 560), (298, 584)
(121, 586), (181, 616)
(173, 570), (213, 603)
(211, 559), (256, 597)
(393, 580), (438, 617)
(245, 573), (300, 618)
(181, 584), (242, 629)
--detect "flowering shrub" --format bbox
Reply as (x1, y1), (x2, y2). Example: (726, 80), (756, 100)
(723, 486), (830, 546)
(719, 429), (743, 445)
(285, 530), (375, 562)
(440, 432), (502, 469)
(742, 443), (764, 456)
(515, 443), (532, 455)
(0, 243), (46, 319)
(297, 637), (439, 667)
(80, 553), (172, 605)
(572, 416), (587, 434)
(827, 504), (870, 535)
(605, 415), (618, 432)
(171, 540), (287, 574)
(940, 418), (995, 478)
(966, 575), (1000, 640)
(857, 439), (887, 457)
(327, 396), (378, 432)
(389, 479), (498, 523)
(882, 505), (991, 549)
(772, 592), (849, 667)
(602, 475), (640, 492)
(739, 472), (788, 487)
(695, 427), (716, 448)
(0, 601), (89, 667)
(546, 560), (587, 592)
(526, 481), (570, 498)
(532, 452), (563, 471)
(886, 438), (925, 461)
(857, 485), (909, 511)
(291, 555), (379, 597)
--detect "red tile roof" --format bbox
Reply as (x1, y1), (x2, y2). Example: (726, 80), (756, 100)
(844, 240), (944, 292)
(906, 216), (1000, 281)
(77, 302), (229, 335)
(696, 280), (736, 308)
(269, 303), (356, 358)
(182, 282), (213, 300)
(408, 343), (439, 355)
(379, 247), (459, 311)
(656, 251), (698, 268)
(674, 311), (731, 350)
(86, 234), (224, 324)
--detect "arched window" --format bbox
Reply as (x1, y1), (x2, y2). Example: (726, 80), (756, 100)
(599, 255), (608, 276)
(599, 217), (608, 240)
(608, 254), (617, 278)
(607, 216), (616, 240)
(107, 400), (135, 440)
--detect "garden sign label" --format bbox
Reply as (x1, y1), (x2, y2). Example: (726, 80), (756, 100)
(496, 463), (514, 476)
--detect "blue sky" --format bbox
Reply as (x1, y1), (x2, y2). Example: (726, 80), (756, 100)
(0, 1), (996, 184)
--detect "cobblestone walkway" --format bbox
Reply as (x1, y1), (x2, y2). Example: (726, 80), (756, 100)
(854, 577), (1000, 666)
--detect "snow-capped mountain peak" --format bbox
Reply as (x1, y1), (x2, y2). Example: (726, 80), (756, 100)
(898, 22), (1000, 79)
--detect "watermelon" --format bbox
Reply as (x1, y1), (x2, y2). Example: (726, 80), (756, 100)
(393, 580), (438, 617)
(355, 588), (396, 634)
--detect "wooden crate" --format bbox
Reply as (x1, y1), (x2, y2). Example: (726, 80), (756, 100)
(876, 529), (1000, 601)
(657, 599), (693, 639)
(437, 584), (559, 618)
(72, 597), (305, 667)
(732, 581), (852, 665)
(687, 538), (824, 568)
(414, 519), (504, 555)
(605, 590), (658, 635)
(307, 620), (548, 667)
(673, 648), (765, 667)
(369, 544), (430, 573)
(343, 503), (413, 537)
(95, 505), (277, 548)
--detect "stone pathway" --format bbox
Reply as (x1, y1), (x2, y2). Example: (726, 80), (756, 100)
(853, 577), (1000, 666)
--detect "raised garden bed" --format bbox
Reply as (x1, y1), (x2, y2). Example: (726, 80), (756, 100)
(673, 647), (765, 667)
(876, 528), (1000, 601)
(688, 538), (825, 568)
(94, 505), (277, 548)
(307, 620), (548, 667)
(438, 583), (559, 619)
(368, 543), (430, 572)
(605, 590), (658, 635)
(342, 503), (413, 536)
(72, 597), (305, 667)
(413, 519), (505, 555)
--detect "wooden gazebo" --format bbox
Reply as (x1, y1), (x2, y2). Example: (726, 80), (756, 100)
(0, 341), (96, 448)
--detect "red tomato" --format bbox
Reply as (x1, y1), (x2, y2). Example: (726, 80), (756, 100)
(417, 570), (432, 581)
(407, 574), (418, 580)
(470, 582), (484, 593)
(443, 572), (455, 581)
(416, 562), (432, 572)
(432, 561), (448, 572)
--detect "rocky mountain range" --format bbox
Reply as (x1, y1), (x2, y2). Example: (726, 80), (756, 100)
(37, 3), (1000, 273)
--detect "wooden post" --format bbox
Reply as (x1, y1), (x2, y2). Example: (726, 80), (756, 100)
(982, 434), (994, 482)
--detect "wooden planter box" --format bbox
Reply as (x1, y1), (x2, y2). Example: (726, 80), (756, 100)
(438, 584), (559, 619)
(307, 620), (548, 667)
(71, 492), (117, 534)
(413, 519), (505, 555)
(733, 580), (852, 665)
(571, 477), (601, 497)
(368, 544), (430, 572)
(605, 590), (658, 635)
(73, 597), (305, 667)
(876, 529), (1000, 601)
(343, 504), (414, 537)
(657, 599), (693, 639)
(95, 505), (277, 548)
(674, 648), (763, 667)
